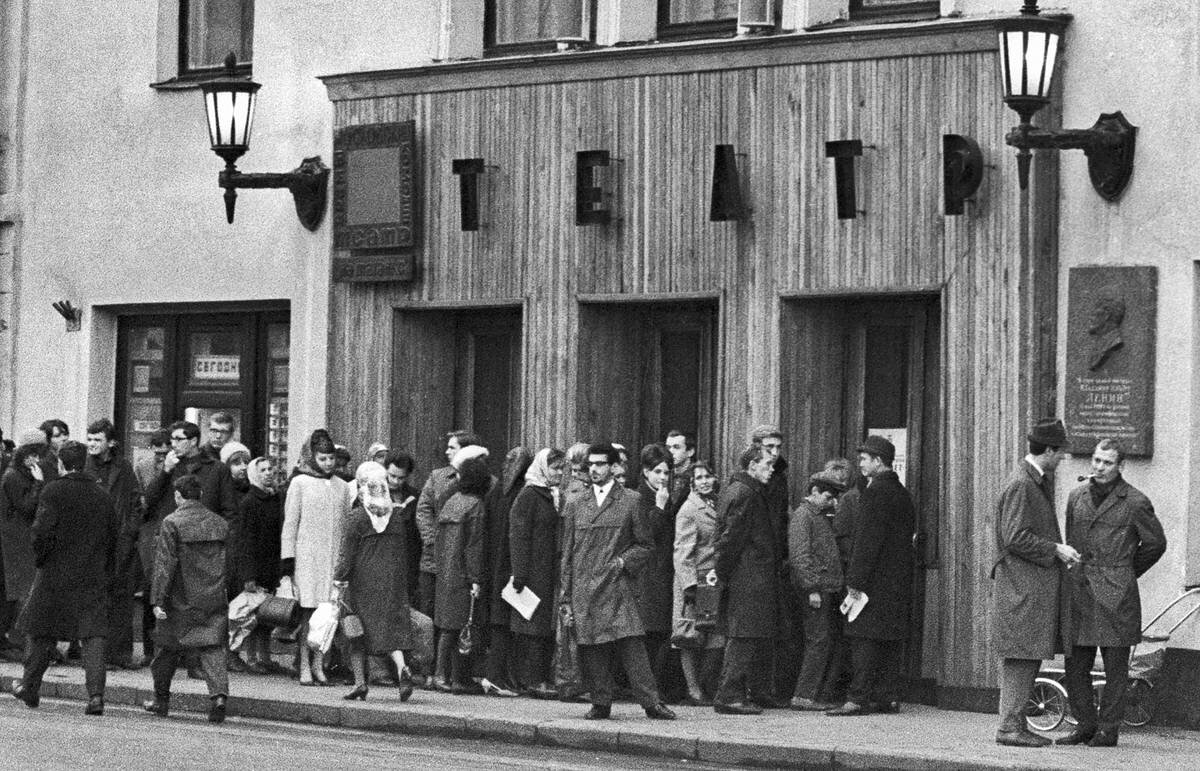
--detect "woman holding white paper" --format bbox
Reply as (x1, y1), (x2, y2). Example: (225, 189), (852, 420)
(508, 447), (566, 695)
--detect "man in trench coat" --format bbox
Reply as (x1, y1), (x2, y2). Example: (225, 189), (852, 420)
(1057, 438), (1165, 747)
(144, 474), (230, 723)
(11, 442), (114, 715)
(559, 442), (675, 720)
(827, 435), (915, 717)
(709, 444), (784, 715)
(991, 418), (1081, 747)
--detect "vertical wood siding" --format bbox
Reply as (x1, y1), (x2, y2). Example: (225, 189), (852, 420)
(326, 48), (1053, 691)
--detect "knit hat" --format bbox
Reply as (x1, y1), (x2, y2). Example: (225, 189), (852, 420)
(807, 470), (848, 494)
(450, 444), (489, 469)
(17, 428), (48, 448)
(220, 441), (251, 465)
(367, 442), (389, 461)
(855, 435), (896, 466)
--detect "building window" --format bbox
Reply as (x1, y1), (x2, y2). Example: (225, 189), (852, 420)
(657, 0), (738, 40)
(485, 0), (596, 54)
(179, 0), (254, 76)
(849, 0), (939, 22)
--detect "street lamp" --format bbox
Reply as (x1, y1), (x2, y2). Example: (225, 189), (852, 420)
(200, 53), (329, 230)
(998, 2), (1135, 201)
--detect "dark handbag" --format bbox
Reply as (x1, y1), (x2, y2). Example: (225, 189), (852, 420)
(339, 600), (364, 639)
(257, 595), (300, 629)
(457, 594), (478, 655)
(693, 583), (721, 630)
(671, 614), (702, 649)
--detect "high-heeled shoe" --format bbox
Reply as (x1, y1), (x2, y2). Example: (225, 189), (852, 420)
(343, 684), (369, 701)
(397, 667), (414, 702)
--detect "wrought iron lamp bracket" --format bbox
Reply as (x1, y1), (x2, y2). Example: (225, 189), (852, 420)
(218, 155), (330, 231)
(1005, 111), (1136, 201)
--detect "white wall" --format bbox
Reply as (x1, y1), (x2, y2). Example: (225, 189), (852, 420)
(10, 0), (440, 459)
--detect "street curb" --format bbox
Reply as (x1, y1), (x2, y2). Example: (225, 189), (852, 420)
(0, 677), (1057, 770)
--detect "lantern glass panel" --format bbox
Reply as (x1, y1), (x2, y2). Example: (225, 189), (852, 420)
(737, 0), (773, 26)
(204, 88), (256, 149)
(1000, 28), (1059, 99)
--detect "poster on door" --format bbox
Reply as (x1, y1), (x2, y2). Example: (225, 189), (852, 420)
(866, 427), (907, 487)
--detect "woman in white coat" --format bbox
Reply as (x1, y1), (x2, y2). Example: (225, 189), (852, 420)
(672, 461), (725, 704)
(280, 431), (355, 685)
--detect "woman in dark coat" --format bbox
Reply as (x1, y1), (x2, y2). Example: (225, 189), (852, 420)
(233, 457), (284, 673)
(480, 446), (533, 697)
(1, 433), (53, 616)
(636, 444), (676, 696)
(508, 447), (566, 695)
(432, 454), (489, 693)
(334, 462), (416, 702)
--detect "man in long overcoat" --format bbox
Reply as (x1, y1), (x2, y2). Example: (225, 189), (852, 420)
(827, 435), (915, 717)
(1057, 438), (1165, 747)
(710, 444), (782, 715)
(144, 474), (230, 723)
(559, 443), (675, 720)
(11, 442), (114, 715)
(991, 418), (1081, 747)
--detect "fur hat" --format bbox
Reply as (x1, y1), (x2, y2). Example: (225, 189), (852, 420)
(450, 444), (489, 470)
(16, 428), (48, 448)
(1027, 418), (1068, 448)
(855, 435), (896, 466)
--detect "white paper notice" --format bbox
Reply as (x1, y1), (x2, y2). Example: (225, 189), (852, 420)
(501, 578), (541, 621)
(840, 591), (869, 623)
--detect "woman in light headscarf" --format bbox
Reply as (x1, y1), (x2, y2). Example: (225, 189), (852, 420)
(333, 461), (416, 702)
(480, 447), (534, 697)
(507, 447), (567, 696)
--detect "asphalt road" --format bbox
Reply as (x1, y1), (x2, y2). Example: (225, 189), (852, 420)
(0, 697), (733, 770)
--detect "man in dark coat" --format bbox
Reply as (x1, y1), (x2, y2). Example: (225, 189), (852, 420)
(710, 444), (783, 715)
(991, 418), (1080, 747)
(11, 442), (115, 715)
(827, 435), (915, 717)
(1057, 438), (1166, 747)
(559, 443), (675, 721)
(1, 429), (52, 654)
(144, 474), (230, 723)
(751, 425), (796, 702)
(84, 418), (144, 669)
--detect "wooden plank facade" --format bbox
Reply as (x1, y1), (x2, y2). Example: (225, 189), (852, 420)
(322, 17), (1061, 702)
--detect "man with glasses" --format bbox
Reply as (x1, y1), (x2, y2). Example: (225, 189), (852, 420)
(201, 412), (236, 461)
(144, 421), (237, 672)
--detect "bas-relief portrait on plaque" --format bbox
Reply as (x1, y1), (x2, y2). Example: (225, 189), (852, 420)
(1064, 266), (1157, 457)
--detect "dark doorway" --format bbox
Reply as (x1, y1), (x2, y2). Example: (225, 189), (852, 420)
(393, 306), (522, 477)
(780, 294), (941, 694)
(576, 301), (719, 466)
(114, 307), (290, 470)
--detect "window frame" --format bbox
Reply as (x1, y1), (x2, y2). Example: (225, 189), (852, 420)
(848, 0), (939, 23)
(176, 0), (254, 80)
(655, 0), (739, 41)
(483, 0), (598, 57)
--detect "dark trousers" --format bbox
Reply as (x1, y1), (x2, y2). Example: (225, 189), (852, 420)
(847, 637), (904, 705)
(517, 633), (554, 688)
(417, 572), (437, 619)
(578, 636), (660, 708)
(140, 597), (157, 657)
(644, 630), (671, 695)
(715, 636), (773, 706)
(151, 644), (228, 699)
(106, 549), (136, 664)
(794, 591), (843, 700)
(24, 636), (106, 697)
(485, 625), (514, 686)
(1066, 644), (1129, 732)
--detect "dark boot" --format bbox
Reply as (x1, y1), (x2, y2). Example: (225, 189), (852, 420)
(1087, 728), (1118, 747)
(143, 695), (169, 717)
(1056, 727), (1096, 745)
(84, 696), (104, 716)
(11, 680), (39, 709)
(208, 695), (227, 723)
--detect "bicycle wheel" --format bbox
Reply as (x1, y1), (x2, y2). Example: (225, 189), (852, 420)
(1025, 677), (1068, 732)
(1124, 679), (1154, 727)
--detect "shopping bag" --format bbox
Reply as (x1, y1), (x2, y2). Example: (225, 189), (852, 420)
(306, 601), (339, 654)
(228, 589), (270, 649)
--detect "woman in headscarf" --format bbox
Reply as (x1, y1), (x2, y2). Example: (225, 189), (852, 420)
(334, 461), (416, 702)
(672, 460), (725, 704)
(280, 430), (355, 685)
(220, 440), (253, 607)
(480, 447), (533, 697)
(507, 447), (566, 696)
(234, 457), (284, 674)
(432, 453), (490, 693)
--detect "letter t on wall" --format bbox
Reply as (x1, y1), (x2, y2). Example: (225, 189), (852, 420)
(452, 158), (485, 231)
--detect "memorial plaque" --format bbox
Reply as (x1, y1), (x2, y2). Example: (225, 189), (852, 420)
(1064, 266), (1156, 456)
(332, 121), (419, 282)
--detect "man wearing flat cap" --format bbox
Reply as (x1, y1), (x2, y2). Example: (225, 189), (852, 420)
(788, 470), (848, 710)
(992, 418), (1081, 747)
(827, 435), (915, 716)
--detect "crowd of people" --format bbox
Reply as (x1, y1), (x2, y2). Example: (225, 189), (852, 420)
(2, 412), (1164, 744)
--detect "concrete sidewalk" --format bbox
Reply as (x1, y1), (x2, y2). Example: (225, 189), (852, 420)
(3, 661), (1198, 770)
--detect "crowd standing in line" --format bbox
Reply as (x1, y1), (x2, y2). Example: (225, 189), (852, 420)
(0, 410), (1165, 748)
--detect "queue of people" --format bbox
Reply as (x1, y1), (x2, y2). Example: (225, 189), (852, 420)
(0, 411), (1167, 745)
